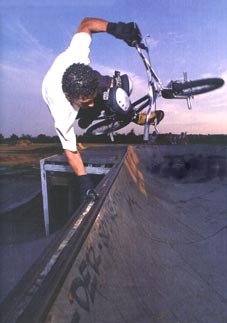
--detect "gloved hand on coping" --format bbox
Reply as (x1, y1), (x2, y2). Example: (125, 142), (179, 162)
(78, 174), (99, 203)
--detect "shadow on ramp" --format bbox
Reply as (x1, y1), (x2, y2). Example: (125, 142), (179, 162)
(1, 145), (227, 323)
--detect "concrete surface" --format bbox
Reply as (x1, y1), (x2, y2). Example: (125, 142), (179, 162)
(0, 177), (41, 215)
(45, 145), (227, 323)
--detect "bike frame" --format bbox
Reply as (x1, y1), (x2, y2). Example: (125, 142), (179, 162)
(87, 42), (164, 141)
(134, 42), (163, 140)
(86, 36), (223, 140)
(134, 42), (195, 139)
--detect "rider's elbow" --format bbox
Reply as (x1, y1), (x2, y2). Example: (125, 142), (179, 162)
(76, 18), (92, 34)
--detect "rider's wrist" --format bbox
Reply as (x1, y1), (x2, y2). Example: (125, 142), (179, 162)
(107, 22), (117, 36)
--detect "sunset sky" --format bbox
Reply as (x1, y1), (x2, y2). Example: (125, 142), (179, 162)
(1, 0), (227, 137)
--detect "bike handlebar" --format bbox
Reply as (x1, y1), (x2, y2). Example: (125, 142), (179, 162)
(133, 39), (162, 85)
(131, 40), (147, 50)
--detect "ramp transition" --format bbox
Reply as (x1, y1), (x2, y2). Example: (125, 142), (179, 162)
(1, 145), (227, 323)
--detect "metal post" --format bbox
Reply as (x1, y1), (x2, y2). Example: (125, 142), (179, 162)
(40, 159), (50, 236)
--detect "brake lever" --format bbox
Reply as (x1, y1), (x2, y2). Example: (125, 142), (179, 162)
(132, 40), (148, 51)
(138, 42), (147, 50)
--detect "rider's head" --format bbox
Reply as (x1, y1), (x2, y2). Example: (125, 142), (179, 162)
(62, 63), (98, 109)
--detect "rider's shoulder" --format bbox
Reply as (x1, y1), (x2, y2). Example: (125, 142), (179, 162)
(69, 32), (92, 48)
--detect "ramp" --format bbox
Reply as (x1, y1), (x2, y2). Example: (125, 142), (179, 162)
(1, 145), (227, 323)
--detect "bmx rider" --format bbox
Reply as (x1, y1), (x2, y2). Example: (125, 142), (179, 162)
(42, 17), (164, 203)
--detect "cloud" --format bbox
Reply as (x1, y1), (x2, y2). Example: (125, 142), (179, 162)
(0, 62), (54, 137)
(143, 35), (159, 49)
(0, 20), (56, 137)
(1, 63), (42, 96)
(2, 19), (54, 70)
(1, 20), (56, 100)
(166, 31), (186, 45)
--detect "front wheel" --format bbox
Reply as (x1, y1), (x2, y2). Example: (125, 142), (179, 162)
(162, 78), (224, 98)
(86, 118), (130, 136)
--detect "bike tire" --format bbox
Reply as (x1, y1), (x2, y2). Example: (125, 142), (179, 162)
(173, 78), (224, 96)
(162, 77), (224, 99)
(86, 119), (130, 136)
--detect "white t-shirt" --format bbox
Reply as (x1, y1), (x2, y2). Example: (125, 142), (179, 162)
(42, 32), (92, 152)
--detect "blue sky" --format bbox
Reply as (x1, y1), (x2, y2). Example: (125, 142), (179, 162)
(1, 0), (227, 137)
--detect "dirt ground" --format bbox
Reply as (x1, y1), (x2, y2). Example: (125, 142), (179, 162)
(0, 142), (94, 167)
(0, 143), (63, 167)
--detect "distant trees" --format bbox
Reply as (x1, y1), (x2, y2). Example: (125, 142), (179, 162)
(0, 134), (5, 144)
(21, 134), (32, 140)
(33, 134), (59, 143)
(33, 134), (53, 143)
(0, 132), (226, 145)
(0, 133), (59, 145)
(9, 134), (19, 145)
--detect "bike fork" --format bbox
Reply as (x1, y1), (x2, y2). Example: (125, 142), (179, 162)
(184, 72), (192, 110)
(109, 132), (114, 142)
(144, 111), (158, 141)
(144, 92), (154, 141)
(144, 115), (151, 141)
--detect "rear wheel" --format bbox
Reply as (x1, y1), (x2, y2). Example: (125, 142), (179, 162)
(162, 78), (224, 98)
(86, 118), (130, 136)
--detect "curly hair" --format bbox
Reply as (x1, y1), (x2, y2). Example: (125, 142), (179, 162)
(62, 63), (98, 102)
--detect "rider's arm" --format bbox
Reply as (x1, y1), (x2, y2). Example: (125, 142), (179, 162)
(64, 149), (98, 202)
(76, 18), (108, 35)
(64, 149), (86, 176)
(75, 18), (142, 47)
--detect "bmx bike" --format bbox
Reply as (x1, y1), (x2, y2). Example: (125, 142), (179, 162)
(86, 35), (224, 141)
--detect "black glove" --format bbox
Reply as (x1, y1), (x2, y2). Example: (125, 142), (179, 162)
(78, 174), (99, 203)
(107, 21), (142, 47)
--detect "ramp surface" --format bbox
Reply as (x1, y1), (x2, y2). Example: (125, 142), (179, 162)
(46, 145), (227, 323)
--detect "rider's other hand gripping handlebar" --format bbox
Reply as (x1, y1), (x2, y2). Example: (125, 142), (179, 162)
(107, 21), (144, 47)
